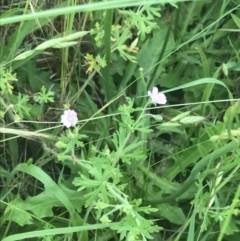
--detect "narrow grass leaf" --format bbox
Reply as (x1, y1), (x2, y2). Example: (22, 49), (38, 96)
(163, 78), (228, 93)
(2, 223), (116, 241)
(0, 127), (55, 141)
(231, 13), (240, 28)
(0, 0), (201, 26)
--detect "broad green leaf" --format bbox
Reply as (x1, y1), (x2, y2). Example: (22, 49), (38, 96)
(154, 204), (186, 225)
(163, 141), (213, 180)
(16, 61), (52, 93)
(3, 195), (33, 226)
(137, 27), (175, 77)
(13, 164), (75, 216)
(3, 188), (85, 227)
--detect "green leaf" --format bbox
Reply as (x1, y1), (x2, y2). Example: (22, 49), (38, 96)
(220, 218), (238, 235)
(180, 116), (205, 124)
(0, 0), (177, 26)
(14, 94), (31, 118)
(231, 13), (240, 29)
(154, 204), (186, 225)
(171, 111), (191, 122)
(223, 100), (240, 127)
(85, 54), (106, 73)
(163, 78), (229, 93)
(13, 164), (75, 216)
(149, 114), (163, 121)
(137, 27), (175, 76)
(13, 31), (89, 62)
(57, 128), (87, 155)
(3, 187), (86, 227)
(3, 195), (33, 226)
(159, 122), (181, 128)
(157, 122), (184, 135)
(34, 86), (54, 104)
(120, 5), (160, 41)
(163, 141), (213, 180)
(0, 67), (17, 94)
(2, 223), (114, 241)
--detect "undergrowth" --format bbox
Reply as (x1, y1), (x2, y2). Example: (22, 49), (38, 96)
(1, 0), (240, 241)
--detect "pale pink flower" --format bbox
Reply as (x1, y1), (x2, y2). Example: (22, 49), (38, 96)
(61, 109), (78, 128)
(148, 87), (167, 105)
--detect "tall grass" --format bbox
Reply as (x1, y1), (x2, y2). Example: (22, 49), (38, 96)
(1, 0), (240, 241)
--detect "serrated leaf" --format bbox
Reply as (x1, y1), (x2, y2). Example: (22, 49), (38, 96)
(14, 94), (31, 117)
(4, 187), (85, 227)
(0, 68), (17, 94)
(4, 195), (33, 226)
(34, 85), (54, 104)
(14, 164), (75, 216)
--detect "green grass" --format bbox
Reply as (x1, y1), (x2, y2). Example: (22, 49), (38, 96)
(1, 0), (240, 241)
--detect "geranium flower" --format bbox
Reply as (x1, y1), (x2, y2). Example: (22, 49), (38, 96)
(148, 87), (167, 105)
(61, 109), (78, 128)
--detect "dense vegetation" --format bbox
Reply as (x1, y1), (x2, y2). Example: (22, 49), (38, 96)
(1, 0), (240, 240)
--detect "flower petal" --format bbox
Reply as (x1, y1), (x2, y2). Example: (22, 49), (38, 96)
(156, 93), (167, 104)
(61, 109), (78, 128)
(152, 87), (158, 96)
(147, 87), (167, 105)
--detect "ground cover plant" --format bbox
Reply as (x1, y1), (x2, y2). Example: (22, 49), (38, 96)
(0, 0), (240, 240)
